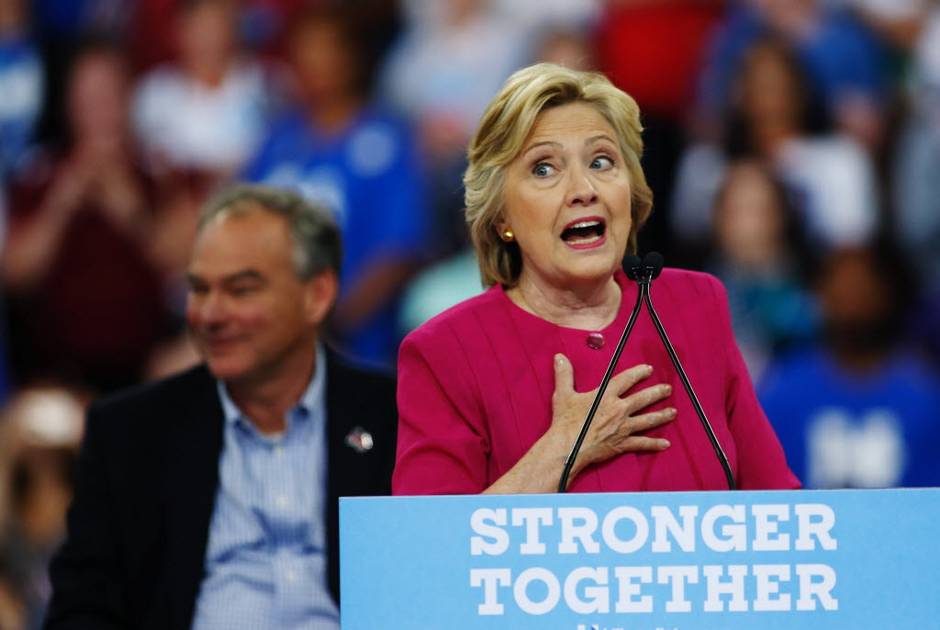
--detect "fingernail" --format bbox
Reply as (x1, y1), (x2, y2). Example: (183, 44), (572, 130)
(667, 407), (677, 418)
(663, 384), (672, 394)
(660, 439), (671, 448)
(555, 354), (564, 366)
(644, 364), (653, 375)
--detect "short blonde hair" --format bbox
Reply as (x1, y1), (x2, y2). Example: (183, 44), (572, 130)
(464, 63), (653, 287)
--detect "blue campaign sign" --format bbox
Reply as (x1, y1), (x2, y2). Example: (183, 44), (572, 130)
(340, 489), (940, 629)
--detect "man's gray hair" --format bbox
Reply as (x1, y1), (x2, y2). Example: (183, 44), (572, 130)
(199, 184), (342, 279)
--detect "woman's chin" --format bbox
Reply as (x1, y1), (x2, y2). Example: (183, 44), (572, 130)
(560, 251), (621, 280)
(549, 260), (621, 290)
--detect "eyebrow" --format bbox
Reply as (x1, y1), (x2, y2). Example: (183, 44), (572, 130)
(185, 269), (266, 286)
(521, 140), (562, 158)
(521, 134), (619, 158)
(224, 270), (265, 284)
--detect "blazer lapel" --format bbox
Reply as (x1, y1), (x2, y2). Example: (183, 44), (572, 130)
(325, 350), (351, 603)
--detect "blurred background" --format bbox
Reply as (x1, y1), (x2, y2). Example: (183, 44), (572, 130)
(1, 0), (939, 625)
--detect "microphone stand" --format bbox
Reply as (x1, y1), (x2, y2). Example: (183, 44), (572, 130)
(642, 274), (737, 491)
(558, 256), (646, 492)
(557, 253), (737, 492)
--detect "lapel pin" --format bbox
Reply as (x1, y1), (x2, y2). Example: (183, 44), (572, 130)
(345, 426), (374, 454)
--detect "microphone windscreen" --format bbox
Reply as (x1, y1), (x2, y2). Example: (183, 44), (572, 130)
(643, 251), (665, 279)
(624, 255), (643, 280)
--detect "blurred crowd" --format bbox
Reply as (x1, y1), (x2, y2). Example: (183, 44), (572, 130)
(1, 0), (939, 626)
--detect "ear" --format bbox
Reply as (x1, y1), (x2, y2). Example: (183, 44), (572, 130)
(303, 270), (339, 327)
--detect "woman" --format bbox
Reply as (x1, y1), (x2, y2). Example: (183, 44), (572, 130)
(672, 37), (877, 250)
(2, 39), (172, 393)
(708, 160), (817, 379)
(393, 63), (798, 494)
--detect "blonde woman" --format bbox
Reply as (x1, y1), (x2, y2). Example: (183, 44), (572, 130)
(393, 63), (798, 495)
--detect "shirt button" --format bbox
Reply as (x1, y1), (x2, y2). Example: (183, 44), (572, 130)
(286, 569), (298, 583)
(275, 495), (288, 509)
(274, 446), (284, 458)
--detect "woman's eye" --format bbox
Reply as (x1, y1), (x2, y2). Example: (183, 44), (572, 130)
(591, 155), (614, 170)
(532, 162), (555, 178)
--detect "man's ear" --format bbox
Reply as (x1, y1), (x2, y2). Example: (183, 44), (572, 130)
(303, 270), (339, 327)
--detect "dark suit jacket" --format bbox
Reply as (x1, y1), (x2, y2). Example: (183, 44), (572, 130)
(44, 350), (396, 629)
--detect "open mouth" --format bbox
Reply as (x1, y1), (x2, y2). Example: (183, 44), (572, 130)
(561, 218), (607, 247)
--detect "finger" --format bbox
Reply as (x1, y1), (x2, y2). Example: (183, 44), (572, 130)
(621, 435), (671, 452)
(552, 353), (574, 399)
(627, 407), (677, 434)
(608, 363), (654, 396)
(623, 382), (673, 414)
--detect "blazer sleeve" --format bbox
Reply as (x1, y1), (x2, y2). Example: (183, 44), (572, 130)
(44, 402), (128, 630)
(392, 326), (490, 495)
(708, 275), (801, 490)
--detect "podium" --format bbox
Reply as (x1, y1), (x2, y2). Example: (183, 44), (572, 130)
(340, 488), (940, 628)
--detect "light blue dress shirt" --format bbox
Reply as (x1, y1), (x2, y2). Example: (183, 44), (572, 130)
(192, 346), (340, 629)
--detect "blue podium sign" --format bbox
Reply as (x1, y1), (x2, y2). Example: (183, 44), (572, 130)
(340, 489), (940, 629)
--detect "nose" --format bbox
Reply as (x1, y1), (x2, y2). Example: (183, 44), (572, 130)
(565, 164), (598, 207)
(188, 290), (228, 330)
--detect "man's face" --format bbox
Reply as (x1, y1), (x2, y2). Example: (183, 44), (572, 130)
(185, 207), (334, 385)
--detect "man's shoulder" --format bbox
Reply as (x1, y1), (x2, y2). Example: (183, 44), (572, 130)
(92, 364), (216, 418)
(327, 350), (396, 400)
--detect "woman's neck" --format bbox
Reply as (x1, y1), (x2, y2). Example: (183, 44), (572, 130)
(508, 271), (622, 330)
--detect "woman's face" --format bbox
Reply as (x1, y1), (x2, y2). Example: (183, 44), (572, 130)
(740, 45), (801, 129)
(501, 102), (632, 290)
(714, 163), (786, 268)
(68, 53), (128, 142)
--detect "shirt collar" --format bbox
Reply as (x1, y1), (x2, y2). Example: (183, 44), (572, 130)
(216, 343), (327, 428)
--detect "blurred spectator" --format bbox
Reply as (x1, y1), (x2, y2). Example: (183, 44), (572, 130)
(129, 0), (308, 71)
(593, 0), (723, 258)
(32, 0), (129, 38)
(0, 0), (43, 180)
(244, 6), (428, 368)
(380, 0), (592, 250)
(0, 387), (83, 629)
(832, 0), (927, 50)
(132, 0), (280, 183)
(398, 24), (598, 335)
(596, 0), (722, 121)
(534, 28), (595, 72)
(399, 249), (482, 334)
(894, 6), (940, 289)
(697, 0), (889, 151)
(707, 161), (818, 378)
(0, 318), (9, 405)
(0, 562), (25, 630)
(759, 246), (940, 488)
(1, 40), (174, 392)
(382, 0), (592, 144)
(30, 0), (132, 149)
(673, 37), (879, 251)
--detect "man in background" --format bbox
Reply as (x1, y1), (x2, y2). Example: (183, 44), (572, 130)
(44, 184), (396, 629)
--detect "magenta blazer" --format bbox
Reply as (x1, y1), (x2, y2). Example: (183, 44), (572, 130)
(393, 268), (799, 494)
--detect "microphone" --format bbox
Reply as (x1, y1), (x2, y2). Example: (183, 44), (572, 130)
(558, 255), (648, 492)
(557, 253), (736, 492)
